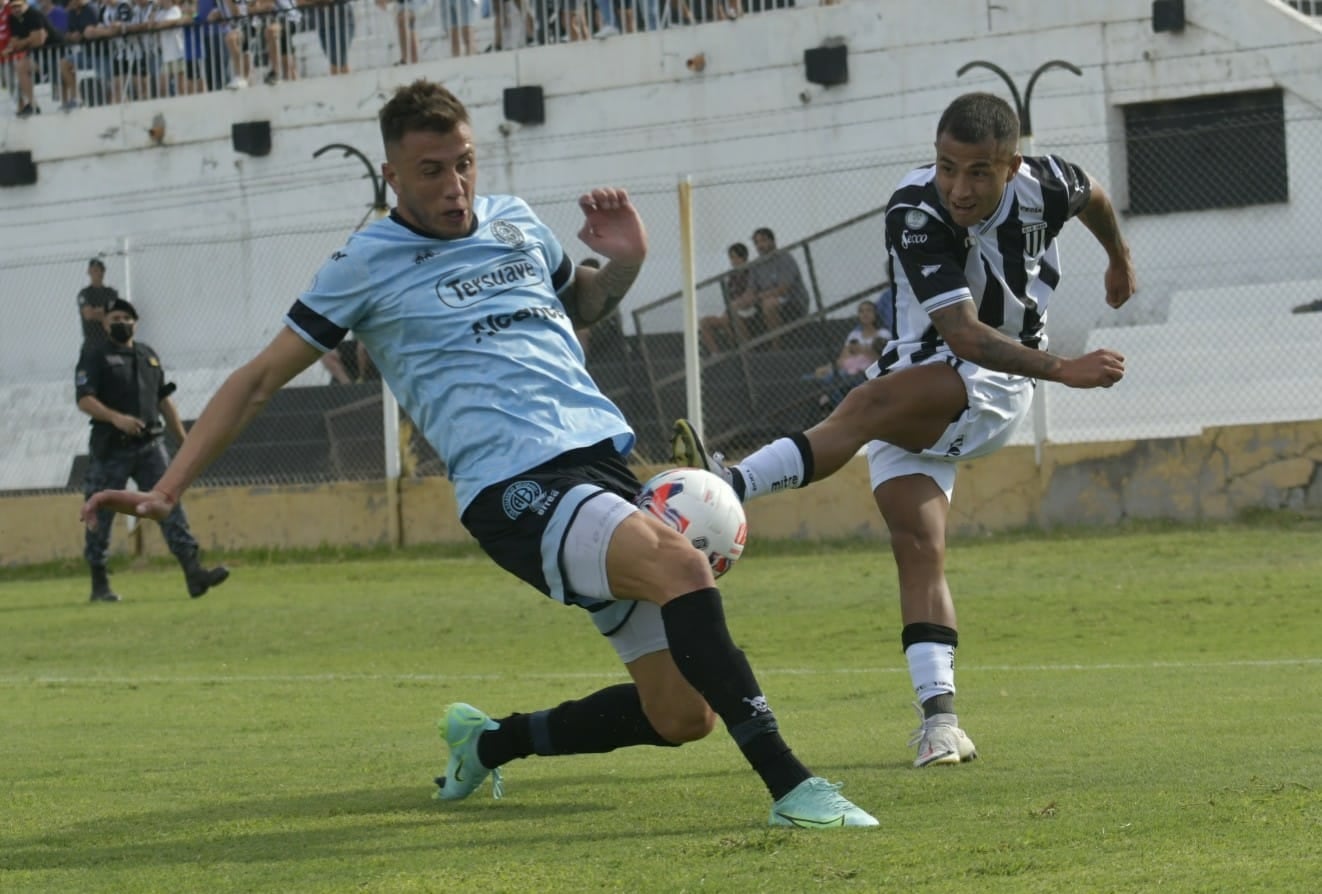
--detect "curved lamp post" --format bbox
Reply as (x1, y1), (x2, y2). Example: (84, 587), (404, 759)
(313, 143), (389, 218)
(956, 59), (1082, 154)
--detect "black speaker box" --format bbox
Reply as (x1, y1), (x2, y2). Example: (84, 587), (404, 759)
(1152, 0), (1185, 33)
(0, 150), (37, 187)
(804, 45), (848, 87)
(231, 121), (272, 157)
(503, 86), (545, 125)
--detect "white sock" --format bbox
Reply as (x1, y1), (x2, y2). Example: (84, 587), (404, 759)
(733, 437), (805, 502)
(905, 641), (956, 704)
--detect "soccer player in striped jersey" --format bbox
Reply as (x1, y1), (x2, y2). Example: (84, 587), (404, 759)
(82, 79), (878, 829)
(674, 91), (1137, 767)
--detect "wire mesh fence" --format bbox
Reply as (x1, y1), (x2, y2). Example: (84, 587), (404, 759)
(5, 95), (1322, 496)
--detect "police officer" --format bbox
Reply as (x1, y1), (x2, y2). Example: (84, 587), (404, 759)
(75, 297), (229, 602)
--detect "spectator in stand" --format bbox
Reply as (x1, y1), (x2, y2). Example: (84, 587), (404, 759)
(256, 0), (301, 84)
(699, 242), (756, 356)
(309, 0), (354, 74)
(444, 0), (475, 55)
(746, 226), (808, 346)
(215, 0), (251, 89)
(2, 0), (58, 118)
(59, 0), (102, 109)
(153, 0), (186, 96)
(376, 0), (423, 65)
(78, 258), (121, 347)
(559, 0), (587, 41)
(90, 0), (152, 103)
(806, 298), (887, 411)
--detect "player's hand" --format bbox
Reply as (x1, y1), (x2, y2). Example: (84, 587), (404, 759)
(577, 188), (647, 266)
(1059, 349), (1125, 389)
(81, 488), (176, 527)
(1105, 257), (1137, 309)
(112, 413), (146, 436)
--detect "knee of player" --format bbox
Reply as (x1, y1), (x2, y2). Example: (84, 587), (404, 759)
(888, 526), (946, 563)
(652, 704), (717, 744)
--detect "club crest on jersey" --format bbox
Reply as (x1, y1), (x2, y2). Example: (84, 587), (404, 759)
(501, 480), (559, 519)
(1022, 221), (1049, 256)
(904, 209), (928, 229)
(437, 252), (545, 308)
(490, 220), (526, 247)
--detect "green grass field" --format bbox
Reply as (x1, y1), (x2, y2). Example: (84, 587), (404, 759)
(2, 516), (1320, 893)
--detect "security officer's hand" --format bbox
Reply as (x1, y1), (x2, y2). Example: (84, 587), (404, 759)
(112, 413), (146, 437)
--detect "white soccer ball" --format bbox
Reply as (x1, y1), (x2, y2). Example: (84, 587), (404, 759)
(635, 467), (747, 578)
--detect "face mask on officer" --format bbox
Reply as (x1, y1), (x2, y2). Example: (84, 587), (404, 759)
(108, 321), (134, 344)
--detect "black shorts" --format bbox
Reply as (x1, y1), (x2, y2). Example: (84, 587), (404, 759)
(462, 439), (640, 616)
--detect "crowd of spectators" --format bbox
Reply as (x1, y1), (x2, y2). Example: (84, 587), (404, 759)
(1, 0), (812, 114)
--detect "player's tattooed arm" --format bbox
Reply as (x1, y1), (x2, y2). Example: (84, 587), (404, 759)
(564, 261), (642, 327)
(932, 301), (1125, 389)
(930, 302), (1065, 381)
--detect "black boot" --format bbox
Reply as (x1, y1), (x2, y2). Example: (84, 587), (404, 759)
(181, 554), (230, 599)
(89, 566), (121, 602)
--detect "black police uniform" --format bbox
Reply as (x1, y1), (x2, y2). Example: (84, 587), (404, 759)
(77, 282), (120, 346)
(75, 301), (228, 601)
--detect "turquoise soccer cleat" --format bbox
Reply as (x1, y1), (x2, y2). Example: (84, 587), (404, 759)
(768, 777), (879, 829)
(434, 702), (504, 801)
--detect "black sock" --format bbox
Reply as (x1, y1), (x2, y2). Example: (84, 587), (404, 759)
(922, 693), (955, 717)
(661, 588), (811, 800)
(477, 684), (675, 769)
(788, 431), (815, 486)
(730, 468), (747, 501)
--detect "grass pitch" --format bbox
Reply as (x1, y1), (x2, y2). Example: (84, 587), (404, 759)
(2, 516), (1319, 893)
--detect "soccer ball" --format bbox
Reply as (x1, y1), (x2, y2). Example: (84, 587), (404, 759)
(635, 468), (747, 578)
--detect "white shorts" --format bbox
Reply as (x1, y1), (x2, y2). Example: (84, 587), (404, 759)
(866, 359), (1033, 502)
(554, 488), (669, 665)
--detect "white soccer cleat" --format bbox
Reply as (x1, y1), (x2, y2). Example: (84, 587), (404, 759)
(909, 707), (978, 768)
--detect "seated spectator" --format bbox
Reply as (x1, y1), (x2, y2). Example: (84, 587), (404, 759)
(3, 0), (59, 118)
(746, 226), (808, 345)
(59, 0), (102, 109)
(699, 242), (756, 355)
(807, 299), (887, 411)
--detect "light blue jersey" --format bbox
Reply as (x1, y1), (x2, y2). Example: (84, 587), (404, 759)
(284, 195), (635, 513)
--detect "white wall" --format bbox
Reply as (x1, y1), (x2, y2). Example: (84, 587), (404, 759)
(4, 0), (1322, 380)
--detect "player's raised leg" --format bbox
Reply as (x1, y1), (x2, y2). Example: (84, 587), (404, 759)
(673, 362), (968, 502)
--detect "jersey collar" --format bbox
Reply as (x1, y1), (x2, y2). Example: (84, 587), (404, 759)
(388, 208), (481, 241)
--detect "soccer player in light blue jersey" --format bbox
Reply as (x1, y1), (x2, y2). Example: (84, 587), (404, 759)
(82, 80), (877, 829)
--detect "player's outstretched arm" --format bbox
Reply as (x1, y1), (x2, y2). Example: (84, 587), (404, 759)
(1077, 176), (1137, 309)
(567, 187), (647, 326)
(932, 301), (1125, 389)
(81, 328), (322, 525)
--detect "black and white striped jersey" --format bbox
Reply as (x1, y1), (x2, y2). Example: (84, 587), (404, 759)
(877, 155), (1091, 374)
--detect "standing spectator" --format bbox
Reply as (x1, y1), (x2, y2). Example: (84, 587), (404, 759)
(443, 0), (475, 55)
(153, 0), (186, 96)
(58, 0), (102, 109)
(309, 0), (353, 74)
(89, 0), (151, 103)
(78, 257), (120, 347)
(746, 226), (808, 343)
(76, 298), (230, 603)
(3, 0), (58, 117)
(376, 0), (425, 65)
